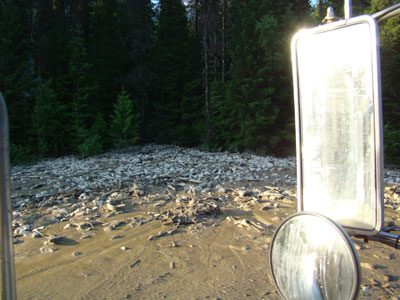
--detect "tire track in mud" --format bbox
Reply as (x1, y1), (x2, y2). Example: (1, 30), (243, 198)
(76, 226), (160, 299)
(227, 226), (247, 298)
(206, 226), (221, 269)
(203, 219), (250, 298)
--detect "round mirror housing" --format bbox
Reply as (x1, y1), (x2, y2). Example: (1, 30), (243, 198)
(270, 212), (361, 300)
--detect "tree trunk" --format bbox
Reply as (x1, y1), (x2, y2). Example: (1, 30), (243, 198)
(203, 31), (211, 150)
(222, 0), (226, 83)
(195, 0), (199, 39)
(318, 0), (323, 18)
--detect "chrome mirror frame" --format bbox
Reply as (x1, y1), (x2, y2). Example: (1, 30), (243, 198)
(270, 212), (361, 300)
(291, 15), (384, 236)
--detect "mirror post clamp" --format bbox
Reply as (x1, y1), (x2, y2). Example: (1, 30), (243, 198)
(354, 232), (400, 249)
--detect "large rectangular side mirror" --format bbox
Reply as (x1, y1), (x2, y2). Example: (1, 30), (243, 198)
(292, 15), (384, 235)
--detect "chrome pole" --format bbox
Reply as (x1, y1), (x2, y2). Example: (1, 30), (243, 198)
(372, 3), (400, 23)
(345, 0), (352, 19)
(0, 92), (16, 299)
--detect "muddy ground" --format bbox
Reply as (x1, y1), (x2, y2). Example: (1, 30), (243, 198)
(10, 146), (400, 300)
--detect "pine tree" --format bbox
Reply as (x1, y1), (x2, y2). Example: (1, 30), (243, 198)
(0, 0), (33, 152)
(78, 113), (106, 156)
(185, 0), (224, 149)
(369, 0), (400, 165)
(68, 24), (97, 153)
(214, 0), (309, 154)
(119, 0), (154, 141)
(111, 89), (139, 148)
(200, 0), (221, 149)
(176, 9), (205, 148)
(35, 1), (71, 104)
(88, 0), (124, 116)
(352, 0), (370, 16)
(177, 76), (205, 146)
(32, 80), (66, 157)
(149, 0), (193, 143)
(216, 0), (277, 152)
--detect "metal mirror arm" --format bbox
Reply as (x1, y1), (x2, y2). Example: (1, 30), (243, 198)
(372, 3), (400, 23)
(375, 232), (400, 249)
(355, 232), (400, 250)
(383, 224), (400, 232)
(0, 92), (17, 299)
(374, 226), (400, 249)
(324, 2), (400, 23)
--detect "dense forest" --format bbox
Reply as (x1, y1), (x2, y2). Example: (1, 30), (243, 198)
(1, 0), (399, 165)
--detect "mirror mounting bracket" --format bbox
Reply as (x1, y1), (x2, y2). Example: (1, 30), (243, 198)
(372, 3), (400, 23)
(354, 231), (400, 249)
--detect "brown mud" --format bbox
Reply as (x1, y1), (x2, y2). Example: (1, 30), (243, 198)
(13, 181), (400, 300)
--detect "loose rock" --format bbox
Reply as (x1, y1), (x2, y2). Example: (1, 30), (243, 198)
(40, 246), (57, 254)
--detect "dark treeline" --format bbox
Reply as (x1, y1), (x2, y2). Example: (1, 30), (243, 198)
(1, 0), (400, 165)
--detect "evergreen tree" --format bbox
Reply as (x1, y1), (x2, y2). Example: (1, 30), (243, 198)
(214, 0), (298, 154)
(35, 1), (71, 104)
(352, 0), (371, 16)
(199, 0), (222, 149)
(11, 0), (400, 164)
(0, 0), (33, 151)
(90, 113), (108, 151)
(111, 89), (140, 148)
(369, 0), (400, 165)
(68, 24), (97, 153)
(176, 6), (204, 147)
(149, 0), (193, 143)
(78, 113), (107, 156)
(177, 76), (205, 146)
(32, 80), (66, 157)
(88, 0), (124, 116)
(119, 0), (154, 141)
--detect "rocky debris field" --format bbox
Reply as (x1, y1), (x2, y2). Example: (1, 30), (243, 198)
(10, 145), (400, 299)
(11, 144), (297, 250)
(11, 144), (296, 198)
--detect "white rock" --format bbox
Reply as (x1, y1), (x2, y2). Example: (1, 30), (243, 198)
(64, 223), (76, 230)
(31, 231), (42, 238)
(14, 227), (31, 237)
(94, 199), (104, 207)
(40, 246), (57, 254)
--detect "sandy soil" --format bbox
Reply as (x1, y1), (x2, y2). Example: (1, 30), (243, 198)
(13, 180), (400, 300)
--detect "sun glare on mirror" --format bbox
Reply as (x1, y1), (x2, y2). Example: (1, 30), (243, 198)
(293, 17), (383, 234)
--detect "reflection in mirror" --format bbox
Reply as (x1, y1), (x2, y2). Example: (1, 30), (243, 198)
(270, 213), (360, 300)
(293, 17), (383, 234)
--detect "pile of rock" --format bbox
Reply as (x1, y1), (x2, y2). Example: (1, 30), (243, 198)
(10, 144), (296, 202)
(9, 144), (400, 250)
(12, 187), (142, 244)
(384, 185), (400, 211)
(385, 170), (400, 185)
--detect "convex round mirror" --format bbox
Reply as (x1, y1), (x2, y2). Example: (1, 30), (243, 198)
(270, 212), (361, 300)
